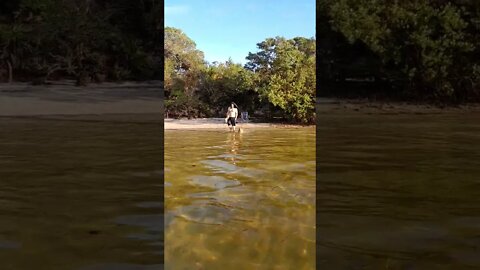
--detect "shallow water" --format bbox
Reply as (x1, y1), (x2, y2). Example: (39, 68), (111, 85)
(318, 113), (480, 269)
(165, 128), (316, 269)
(0, 115), (163, 270)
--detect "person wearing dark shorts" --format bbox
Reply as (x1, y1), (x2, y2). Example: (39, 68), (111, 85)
(227, 116), (236, 127)
(225, 102), (239, 131)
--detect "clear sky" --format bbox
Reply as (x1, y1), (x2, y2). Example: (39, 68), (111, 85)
(165, 0), (315, 65)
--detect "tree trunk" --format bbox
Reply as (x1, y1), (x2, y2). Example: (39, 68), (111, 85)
(7, 60), (12, 83)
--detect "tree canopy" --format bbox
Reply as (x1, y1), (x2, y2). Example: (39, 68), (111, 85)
(164, 27), (316, 123)
(319, 0), (480, 102)
(246, 37), (316, 122)
(0, 0), (161, 84)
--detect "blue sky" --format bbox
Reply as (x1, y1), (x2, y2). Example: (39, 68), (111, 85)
(165, 0), (315, 64)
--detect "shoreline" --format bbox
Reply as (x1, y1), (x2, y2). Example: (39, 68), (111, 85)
(0, 81), (161, 117)
(164, 118), (314, 130)
(317, 98), (480, 114)
(2, 82), (479, 120)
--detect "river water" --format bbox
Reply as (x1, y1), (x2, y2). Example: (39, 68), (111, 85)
(318, 112), (480, 269)
(165, 128), (316, 269)
(4, 110), (477, 269)
(0, 115), (163, 270)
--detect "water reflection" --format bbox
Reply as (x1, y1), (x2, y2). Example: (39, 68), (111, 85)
(0, 116), (163, 269)
(0, 240), (21, 250)
(165, 128), (315, 269)
(226, 132), (241, 165)
(80, 264), (162, 270)
(318, 113), (480, 269)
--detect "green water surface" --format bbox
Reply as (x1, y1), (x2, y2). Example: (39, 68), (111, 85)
(318, 112), (480, 269)
(165, 128), (316, 269)
(0, 116), (163, 270)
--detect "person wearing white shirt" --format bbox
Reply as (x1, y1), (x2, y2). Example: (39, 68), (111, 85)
(225, 102), (238, 131)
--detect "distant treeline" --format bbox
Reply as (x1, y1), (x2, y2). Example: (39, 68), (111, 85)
(165, 27), (316, 123)
(0, 0), (161, 85)
(318, 0), (480, 103)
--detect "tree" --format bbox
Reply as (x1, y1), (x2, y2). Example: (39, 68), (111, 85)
(326, 0), (479, 102)
(246, 37), (316, 123)
(164, 27), (205, 117)
(163, 27), (316, 122)
(0, 0), (160, 83)
(200, 59), (256, 115)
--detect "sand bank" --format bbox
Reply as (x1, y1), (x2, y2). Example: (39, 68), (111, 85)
(317, 98), (480, 114)
(164, 118), (277, 130)
(0, 81), (161, 117)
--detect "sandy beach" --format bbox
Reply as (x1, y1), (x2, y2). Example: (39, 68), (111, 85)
(317, 97), (480, 114)
(4, 82), (478, 125)
(164, 118), (276, 130)
(0, 82), (307, 128)
(0, 81), (162, 117)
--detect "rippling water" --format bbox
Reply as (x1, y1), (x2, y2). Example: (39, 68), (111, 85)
(165, 128), (315, 269)
(318, 113), (480, 269)
(0, 116), (163, 270)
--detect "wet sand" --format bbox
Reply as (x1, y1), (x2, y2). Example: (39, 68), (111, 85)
(7, 83), (476, 124)
(164, 118), (273, 130)
(317, 97), (480, 114)
(0, 81), (162, 117)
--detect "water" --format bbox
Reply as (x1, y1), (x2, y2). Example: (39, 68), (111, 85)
(318, 113), (480, 269)
(6, 110), (476, 269)
(165, 128), (316, 269)
(0, 115), (163, 270)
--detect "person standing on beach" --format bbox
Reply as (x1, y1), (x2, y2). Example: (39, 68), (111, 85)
(225, 102), (238, 131)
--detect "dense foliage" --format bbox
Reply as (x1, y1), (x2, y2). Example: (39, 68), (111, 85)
(246, 37), (316, 123)
(0, 0), (161, 84)
(318, 0), (480, 102)
(164, 27), (316, 123)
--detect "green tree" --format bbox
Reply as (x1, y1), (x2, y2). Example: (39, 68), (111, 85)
(164, 27), (205, 117)
(246, 37), (316, 123)
(0, 0), (160, 83)
(201, 59), (256, 115)
(326, 0), (479, 101)
(163, 27), (316, 122)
